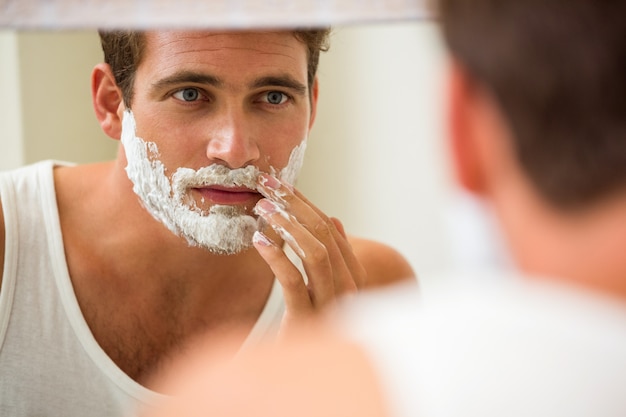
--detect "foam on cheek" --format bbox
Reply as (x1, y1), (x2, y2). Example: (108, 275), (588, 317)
(121, 109), (178, 232)
(264, 137), (307, 207)
(258, 138), (308, 256)
(270, 137), (308, 187)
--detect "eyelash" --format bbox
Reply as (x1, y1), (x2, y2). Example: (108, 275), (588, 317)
(172, 88), (209, 103)
(169, 88), (294, 108)
(259, 91), (292, 106)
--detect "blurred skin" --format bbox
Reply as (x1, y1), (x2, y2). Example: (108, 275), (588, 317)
(144, 323), (390, 417)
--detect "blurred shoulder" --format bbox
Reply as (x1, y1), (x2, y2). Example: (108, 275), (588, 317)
(146, 323), (389, 417)
(348, 236), (416, 288)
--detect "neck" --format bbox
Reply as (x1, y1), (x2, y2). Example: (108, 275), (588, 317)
(494, 186), (626, 302)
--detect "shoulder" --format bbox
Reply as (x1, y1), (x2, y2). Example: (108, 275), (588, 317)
(0, 162), (51, 293)
(348, 236), (416, 288)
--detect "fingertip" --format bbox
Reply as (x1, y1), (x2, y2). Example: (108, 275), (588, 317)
(254, 198), (278, 217)
(253, 230), (276, 248)
(330, 217), (347, 238)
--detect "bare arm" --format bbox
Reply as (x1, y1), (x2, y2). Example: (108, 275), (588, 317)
(348, 237), (417, 288)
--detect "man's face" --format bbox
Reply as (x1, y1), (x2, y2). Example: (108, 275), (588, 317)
(119, 30), (316, 254)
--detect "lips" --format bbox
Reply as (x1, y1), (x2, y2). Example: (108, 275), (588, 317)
(192, 185), (261, 205)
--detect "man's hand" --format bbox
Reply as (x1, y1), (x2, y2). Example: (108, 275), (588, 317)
(252, 173), (366, 332)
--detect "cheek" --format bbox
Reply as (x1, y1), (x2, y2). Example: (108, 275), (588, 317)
(262, 114), (310, 167)
(133, 115), (201, 170)
(264, 135), (303, 167)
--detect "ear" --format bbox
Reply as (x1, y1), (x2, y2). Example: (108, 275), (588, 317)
(308, 77), (319, 131)
(446, 60), (489, 196)
(92, 63), (125, 140)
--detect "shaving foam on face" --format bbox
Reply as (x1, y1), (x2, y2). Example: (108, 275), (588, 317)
(121, 110), (258, 254)
(263, 138), (306, 206)
(277, 138), (307, 186)
(120, 110), (309, 255)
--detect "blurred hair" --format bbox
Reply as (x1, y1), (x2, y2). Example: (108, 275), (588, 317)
(438, 0), (626, 209)
(98, 28), (330, 107)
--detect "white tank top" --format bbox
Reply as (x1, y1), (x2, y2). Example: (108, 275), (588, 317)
(0, 160), (288, 416)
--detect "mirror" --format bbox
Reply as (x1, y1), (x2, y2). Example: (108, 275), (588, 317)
(0, 23), (509, 286)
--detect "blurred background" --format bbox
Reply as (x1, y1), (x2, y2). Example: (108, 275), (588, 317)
(0, 23), (511, 286)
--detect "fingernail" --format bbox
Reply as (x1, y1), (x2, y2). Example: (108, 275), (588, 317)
(254, 198), (280, 217)
(258, 173), (281, 190)
(253, 230), (274, 247)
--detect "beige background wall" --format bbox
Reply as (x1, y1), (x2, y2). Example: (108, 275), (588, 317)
(0, 31), (25, 169)
(0, 24), (508, 283)
(0, 30), (117, 169)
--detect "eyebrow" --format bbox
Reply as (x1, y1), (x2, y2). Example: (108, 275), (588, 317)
(250, 75), (307, 96)
(150, 71), (223, 94)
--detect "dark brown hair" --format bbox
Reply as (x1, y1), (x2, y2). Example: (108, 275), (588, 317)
(99, 28), (330, 108)
(438, 0), (626, 209)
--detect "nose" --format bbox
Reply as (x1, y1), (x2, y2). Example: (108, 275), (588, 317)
(205, 106), (260, 169)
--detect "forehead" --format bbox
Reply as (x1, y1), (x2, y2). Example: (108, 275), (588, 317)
(139, 30), (308, 82)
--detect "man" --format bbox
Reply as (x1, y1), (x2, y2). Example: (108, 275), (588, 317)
(139, 1), (626, 416)
(0, 29), (415, 416)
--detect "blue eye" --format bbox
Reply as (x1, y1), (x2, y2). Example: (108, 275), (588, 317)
(173, 88), (200, 102)
(265, 91), (288, 105)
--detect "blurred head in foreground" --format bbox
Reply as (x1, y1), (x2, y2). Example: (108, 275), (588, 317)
(440, 0), (626, 294)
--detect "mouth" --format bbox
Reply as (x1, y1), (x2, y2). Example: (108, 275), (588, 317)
(192, 185), (262, 206)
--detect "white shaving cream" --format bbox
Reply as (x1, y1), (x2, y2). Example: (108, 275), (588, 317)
(120, 110), (307, 254)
